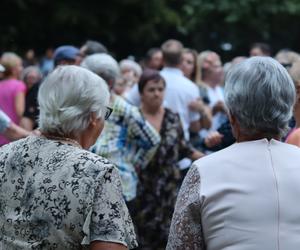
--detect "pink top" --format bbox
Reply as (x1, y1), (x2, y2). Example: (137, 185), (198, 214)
(285, 127), (300, 147)
(0, 79), (26, 145)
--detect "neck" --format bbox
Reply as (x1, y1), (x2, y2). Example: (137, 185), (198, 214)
(164, 64), (180, 69)
(235, 133), (280, 143)
(203, 77), (218, 88)
(42, 132), (83, 149)
(141, 104), (163, 116)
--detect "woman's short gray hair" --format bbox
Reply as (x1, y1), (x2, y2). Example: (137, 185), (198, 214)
(38, 65), (110, 135)
(21, 66), (43, 82)
(81, 53), (120, 85)
(119, 59), (142, 77)
(225, 56), (296, 137)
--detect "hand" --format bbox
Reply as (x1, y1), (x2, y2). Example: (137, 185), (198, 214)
(30, 129), (41, 136)
(212, 101), (226, 114)
(204, 131), (224, 148)
(189, 98), (206, 113)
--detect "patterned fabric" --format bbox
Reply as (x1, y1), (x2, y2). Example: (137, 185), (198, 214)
(0, 136), (138, 250)
(134, 108), (195, 249)
(0, 110), (11, 133)
(91, 95), (160, 201)
(166, 165), (204, 250)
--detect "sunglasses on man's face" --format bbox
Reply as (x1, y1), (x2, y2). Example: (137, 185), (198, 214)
(105, 106), (113, 120)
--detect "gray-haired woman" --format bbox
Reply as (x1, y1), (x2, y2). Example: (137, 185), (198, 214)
(167, 57), (300, 249)
(0, 65), (137, 250)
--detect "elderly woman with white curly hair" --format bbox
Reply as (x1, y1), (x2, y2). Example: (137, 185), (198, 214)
(167, 57), (300, 250)
(0, 66), (138, 250)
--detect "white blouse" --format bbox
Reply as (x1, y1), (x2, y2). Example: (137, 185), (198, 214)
(167, 139), (300, 250)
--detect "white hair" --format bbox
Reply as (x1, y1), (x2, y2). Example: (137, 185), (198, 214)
(38, 65), (110, 135)
(225, 56), (296, 137)
(81, 53), (120, 85)
(119, 59), (142, 77)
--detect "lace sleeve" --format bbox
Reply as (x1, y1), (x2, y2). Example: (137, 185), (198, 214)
(166, 164), (205, 250)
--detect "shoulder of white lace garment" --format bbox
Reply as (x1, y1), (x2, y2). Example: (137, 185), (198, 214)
(166, 164), (205, 250)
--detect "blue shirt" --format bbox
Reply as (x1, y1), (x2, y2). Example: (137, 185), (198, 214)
(91, 95), (160, 201)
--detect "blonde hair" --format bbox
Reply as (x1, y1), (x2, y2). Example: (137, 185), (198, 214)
(195, 50), (214, 87)
(0, 52), (22, 78)
(275, 50), (300, 73)
(289, 60), (300, 87)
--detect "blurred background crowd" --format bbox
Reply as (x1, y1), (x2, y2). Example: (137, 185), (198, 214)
(2, 0), (300, 249)
(1, 38), (300, 249)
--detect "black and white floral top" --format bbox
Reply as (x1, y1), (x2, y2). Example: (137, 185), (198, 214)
(0, 136), (138, 249)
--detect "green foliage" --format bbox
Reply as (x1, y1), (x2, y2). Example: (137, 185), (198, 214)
(1, 0), (300, 60)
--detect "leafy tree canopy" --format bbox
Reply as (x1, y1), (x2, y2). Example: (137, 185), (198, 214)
(1, 0), (300, 61)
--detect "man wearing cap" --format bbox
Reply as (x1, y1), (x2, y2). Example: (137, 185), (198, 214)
(53, 45), (80, 67)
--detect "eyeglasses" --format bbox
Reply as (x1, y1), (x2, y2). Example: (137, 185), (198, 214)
(105, 106), (113, 120)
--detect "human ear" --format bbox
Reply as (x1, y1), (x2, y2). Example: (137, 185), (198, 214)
(90, 112), (99, 127)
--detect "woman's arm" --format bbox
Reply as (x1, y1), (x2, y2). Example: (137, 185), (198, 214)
(3, 122), (31, 141)
(166, 165), (205, 249)
(15, 91), (26, 119)
(20, 117), (34, 131)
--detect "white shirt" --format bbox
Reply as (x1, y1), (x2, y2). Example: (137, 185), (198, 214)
(167, 139), (300, 250)
(123, 84), (141, 107)
(207, 85), (227, 131)
(0, 110), (11, 133)
(160, 67), (200, 140)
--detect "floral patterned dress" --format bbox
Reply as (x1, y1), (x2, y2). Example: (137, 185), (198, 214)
(134, 108), (194, 250)
(0, 135), (138, 249)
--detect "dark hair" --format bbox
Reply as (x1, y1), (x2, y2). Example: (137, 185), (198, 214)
(250, 42), (272, 56)
(145, 48), (161, 62)
(161, 39), (183, 67)
(182, 48), (198, 82)
(138, 69), (165, 94)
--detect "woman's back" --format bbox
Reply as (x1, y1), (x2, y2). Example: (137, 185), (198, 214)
(0, 135), (137, 249)
(167, 139), (300, 250)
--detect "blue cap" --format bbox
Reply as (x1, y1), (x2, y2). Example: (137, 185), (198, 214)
(53, 45), (79, 63)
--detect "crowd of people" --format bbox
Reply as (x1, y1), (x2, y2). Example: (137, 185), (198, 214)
(1, 39), (300, 249)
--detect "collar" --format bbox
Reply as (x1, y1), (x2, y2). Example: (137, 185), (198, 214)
(161, 67), (184, 76)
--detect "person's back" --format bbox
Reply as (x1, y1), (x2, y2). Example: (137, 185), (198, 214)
(0, 135), (136, 249)
(160, 40), (200, 140)
(195, 139), (300, 249)
(167, 57), (300, 250)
